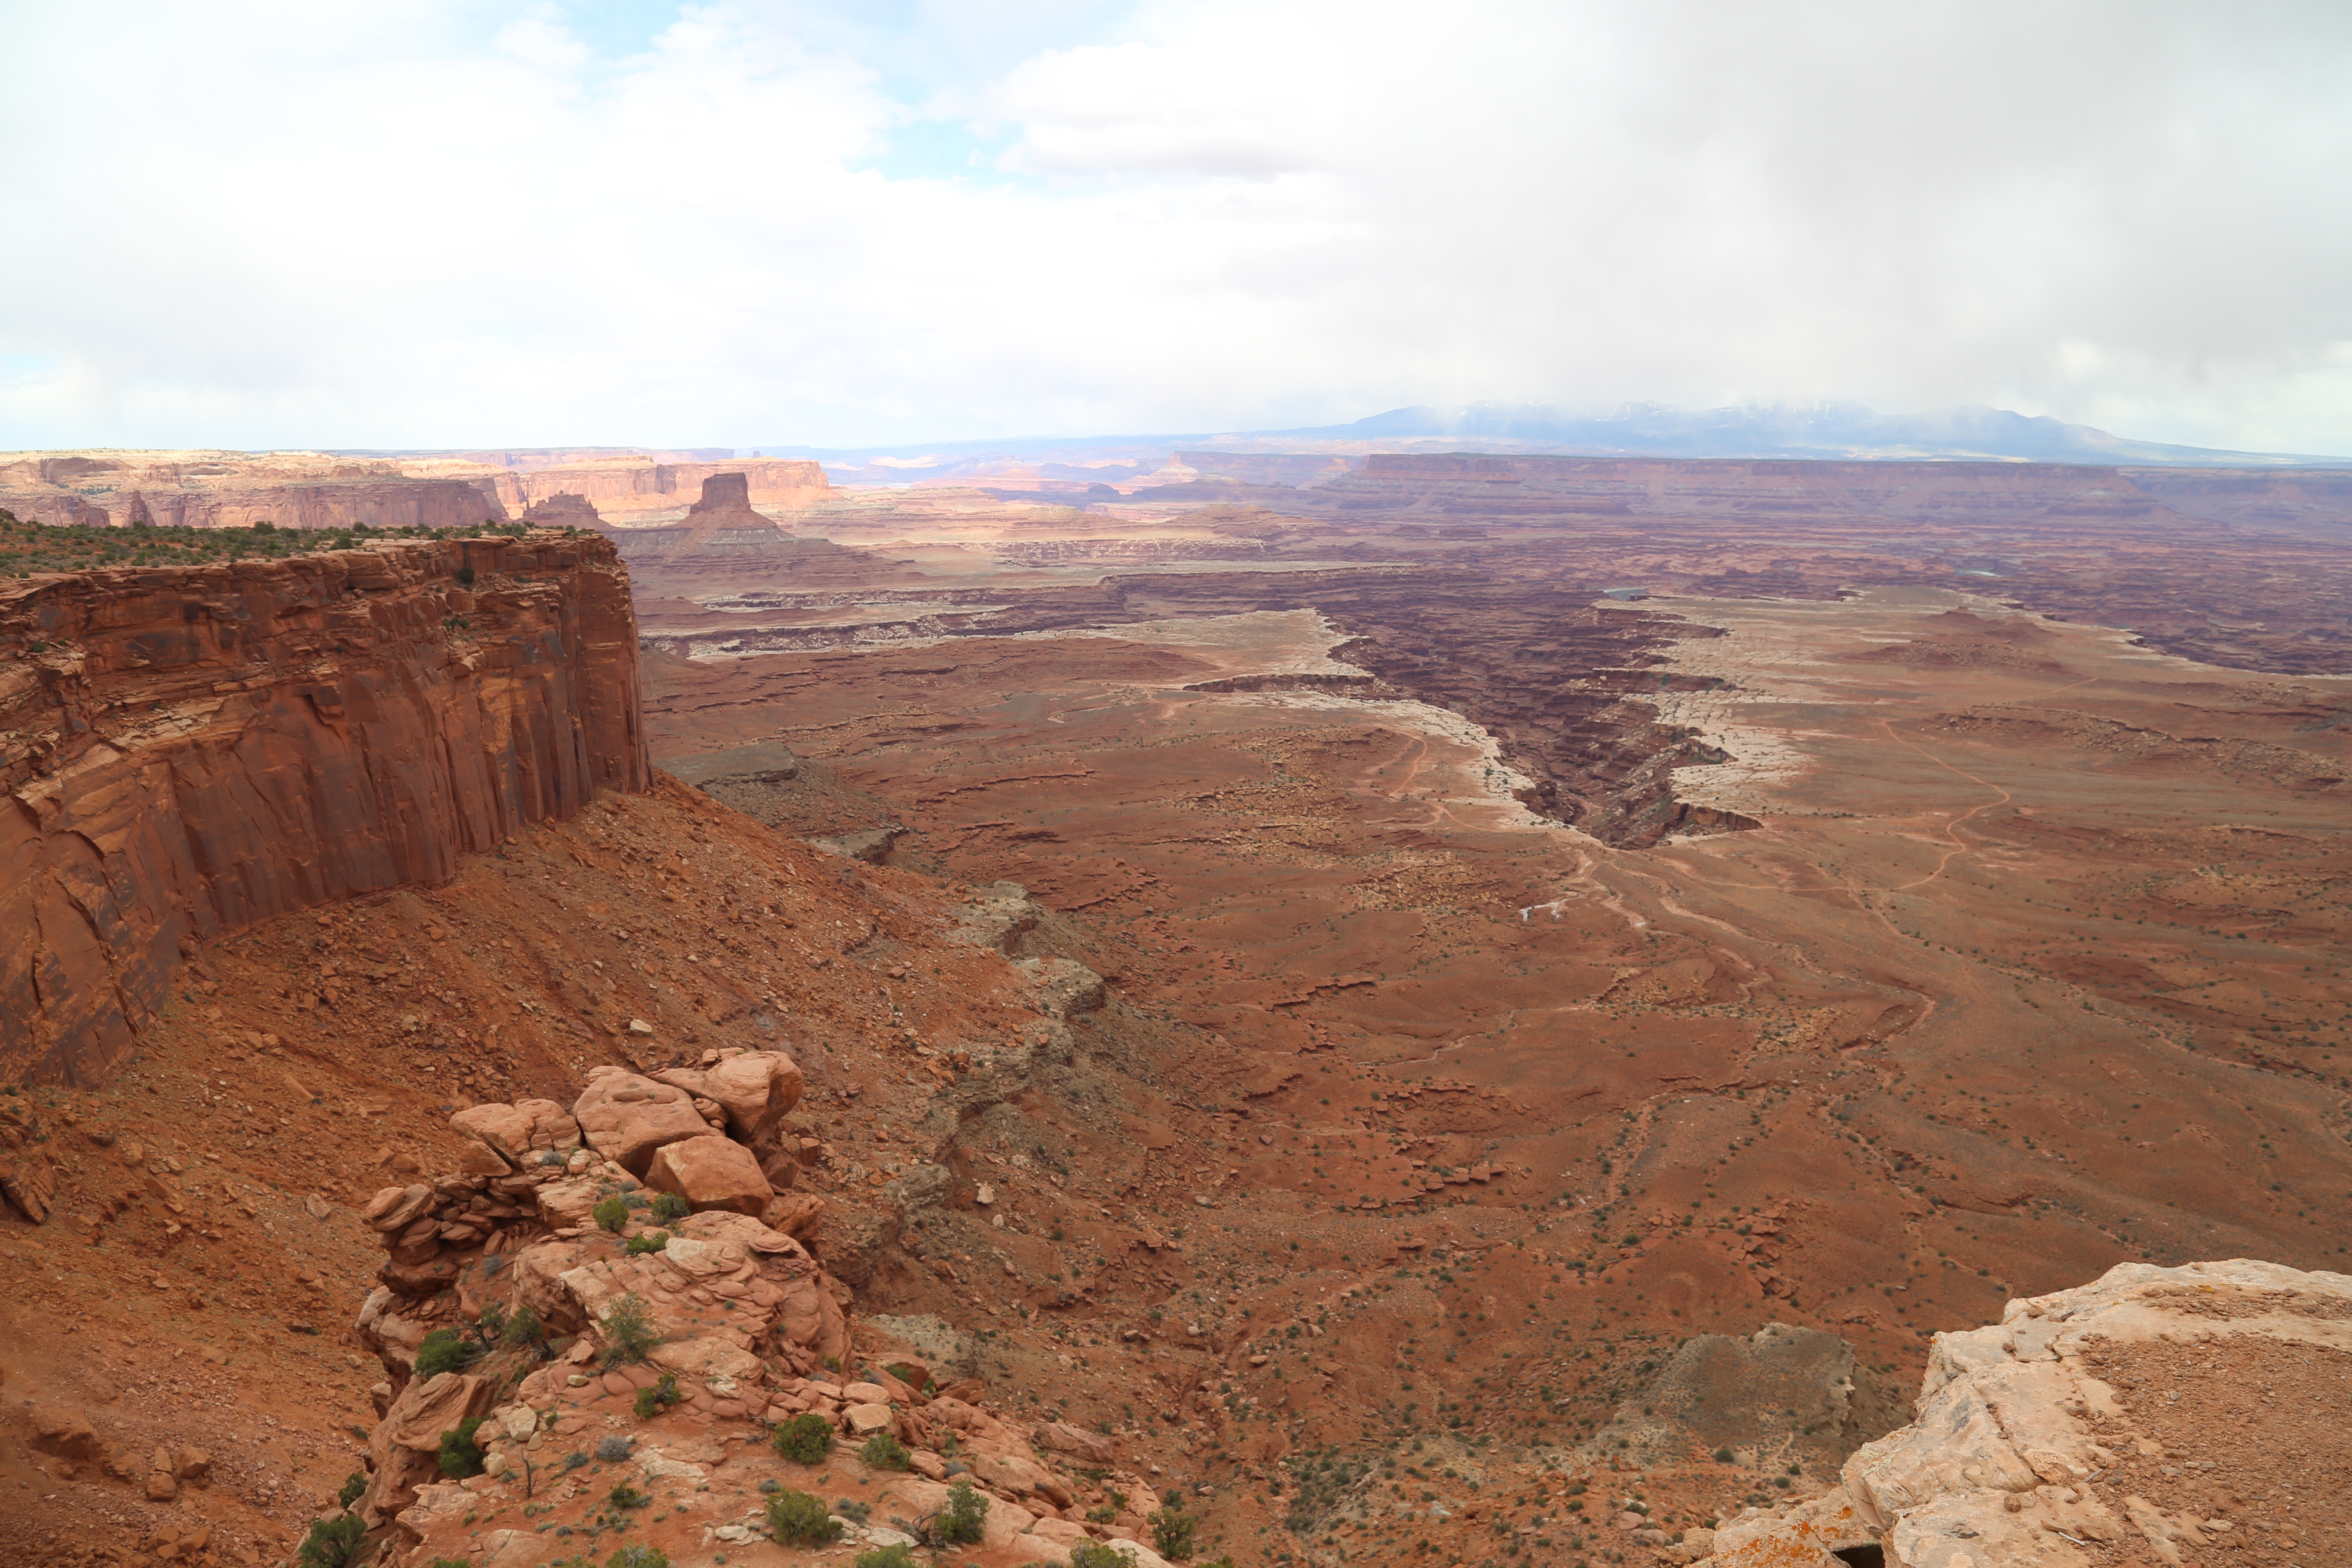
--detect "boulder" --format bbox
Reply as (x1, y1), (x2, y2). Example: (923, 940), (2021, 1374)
(363, 1371), (494, 1525)
(652, 1051), (802, 1142)
(646, 1135), (773, 1216)
(534, 1176), (604, 1230)
(571, 1067), (715, 1174)
(763, 1191), (827, 1239)
(451, 1099), (581, 1161)
(1034, 1420), (1114, 1464)
(363, 1184), (435, 1233)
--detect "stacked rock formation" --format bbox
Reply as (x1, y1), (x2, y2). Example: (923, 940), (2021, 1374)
(351, 1049), (1184, 1566)
(357, 1049), (817, 1302)
(1697, 1258), (2352, 1567)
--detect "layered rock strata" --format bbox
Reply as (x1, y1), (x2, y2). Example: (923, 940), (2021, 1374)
(0, 451), (503, 530)
(1701, 1259), (2352, 1567)
(0, 530), (648, 1086)
(450, 456), (831, 518)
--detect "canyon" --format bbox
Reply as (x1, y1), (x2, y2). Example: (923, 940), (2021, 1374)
(1, 451), (2348, 1568)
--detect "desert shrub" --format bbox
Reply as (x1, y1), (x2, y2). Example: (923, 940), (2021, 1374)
(456, 565), (476, 585)
(835, 1498), (872, 1524)
(438, 1415), (489, 1479)
(563, 1449), (590, 1470)
(595, 1435), (634, 1462)
(415, 1328), (474, 1378)
(296, 1513), (367, 1568)
(766, 1488), (842, 1544)
(601, 1292), (659, 1364)
(336, 1472), (368, 1508)
(1197, 1558), (1237, 1568)
(937, 1480), (989, 1545)
(594, 1194), (630, 1233)
(609, 1481), (650, 1510)
(853, 1547), (919, 1568)
(859, 1429), (911, 1470)
(634, 1373), (681, 1420)
(1069, 1544), (1126, 1568)
(501, 1302), (545, 1350)
(1150, 1507), (1199, 1561)
(626, 1229), (671, 1256)
(605, 1548), (668, 1568)
(771, 1412), (835, 1464)
(649, 1191), (690, 1223)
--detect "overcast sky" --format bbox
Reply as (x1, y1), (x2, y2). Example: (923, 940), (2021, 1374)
(3, 0), (2348, 453)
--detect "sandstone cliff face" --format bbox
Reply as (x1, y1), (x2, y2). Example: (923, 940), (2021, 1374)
(0, 531), (648, 1086)
(448, 456), (831, 518)
(0, 450), (504, 531)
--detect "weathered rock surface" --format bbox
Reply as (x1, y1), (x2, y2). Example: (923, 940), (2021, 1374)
(1703, 1259), (2352, 1567)
(572, 1065), (720, 1173)
(646, 1131), (773, 1215)
(650, 1048), (802, 1142)
(0, 530), (648, 1086)
(0, 450), (503, 530)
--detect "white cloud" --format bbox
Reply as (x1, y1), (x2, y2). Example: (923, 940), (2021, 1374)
(1, 0), (2348, 451)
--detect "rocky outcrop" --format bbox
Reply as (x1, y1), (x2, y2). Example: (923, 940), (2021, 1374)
(0, 530), (649, 1087)
(450, 456), (831, 518)
(0, 450), (503, 530)
(1703, 1259), (2352, 1567)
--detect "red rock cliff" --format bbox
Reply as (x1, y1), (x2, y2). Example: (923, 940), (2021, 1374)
(0, 530), (649, 1086)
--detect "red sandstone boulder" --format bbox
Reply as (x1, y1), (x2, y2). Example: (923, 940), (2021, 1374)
(647, 1135), (772, 1216)
(451, 1099), (581, 1164)
(651, 1050), (802, 1142)
(571, 1066), (715, 1174)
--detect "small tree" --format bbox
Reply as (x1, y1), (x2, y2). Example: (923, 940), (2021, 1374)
(296, 1513), (366, 1568)
(415, 1328), (474, 1378)
(501, 1302), (545, 1352)
(601, 1292), (659, 1365)
(649, 1191), (690, 1223)
(1070, 1544), (1127, 1568)
(766, 1488), (842, 1544)
(594, 1194), (630, 1233)
(859, 1430), (911, 1470)
(626, 1229), (671, 1256)
(1151, 1506), (1200, 1562)
(336, 1472), (367, 1508)
(770, 1412), (835, 1464)
(936, 1479), (989, 1545)
(438, 1415), (489, 1479)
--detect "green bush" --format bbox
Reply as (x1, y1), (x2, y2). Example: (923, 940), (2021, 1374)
(296, 1513), (367, 1568)
(937, 1479), (989, 1544)
(859, 1430), (911, 1470)
(853, 1547), (919, 1568)
(1069, 1544), (1127, 1568)
(634, 1373), (681, 1420)
(594, 1193), (630, 1233)
(1150, 1507), (1199, 1562)
(626, 1229), (671, 1256)
(438, 1415), (489, 1479)
(649, 1191), (690, 1223)
(501, 1301), (545, 1350)
(771, 1412), (835, 1464)
(415, 1328), (474, 1378)
(609, 1481), (650, 1510)
(766, 1489), (842, 1544)
(601, 1292), (659, 1364)
(337, 1472), (368, 1508)
(605, 1548), (668, 1568)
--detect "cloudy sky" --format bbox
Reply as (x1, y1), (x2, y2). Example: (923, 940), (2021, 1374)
(3, 0), (2349, 452)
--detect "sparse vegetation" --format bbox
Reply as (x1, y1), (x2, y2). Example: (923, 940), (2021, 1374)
(337, 1472), (368, 1508)
(766, 1488), (842, 1544)
(626, 1228), (672, 1256)
(604, 1548), (668, 1568)
(853, 1547), (920, 1568)
(771, 1412), (835, 1463)
(1151, 1506), (1200, 1561)
(594, 1194), (630, 1233)
(438, 1415), (489, 1479)
(415, 1327), (475, 1378)
(608, 1481), (650, 1510)
(595, 1435), (634, 1463)
(1069, 1544), (1126, 1568)
(859, 1429), (911, 1470)
(296, 1514), (368, 1568)
(634, 1372), (682, 1419)
(649, 1191), (691, 1223)
(937, 1479), (989, 1544)
(601, 1292), (659, 1364)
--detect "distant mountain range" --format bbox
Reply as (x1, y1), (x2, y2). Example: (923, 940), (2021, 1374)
(752, 402), (2349, 474)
